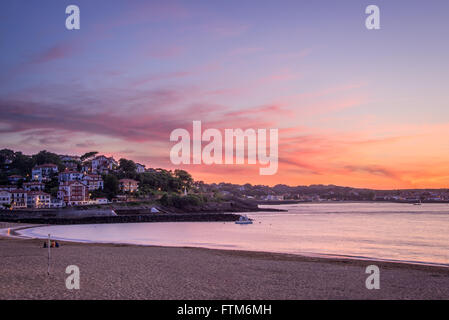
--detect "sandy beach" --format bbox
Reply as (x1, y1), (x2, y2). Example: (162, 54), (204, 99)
(1, 223), (448, 300)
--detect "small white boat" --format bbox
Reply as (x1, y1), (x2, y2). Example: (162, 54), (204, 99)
(413, 200), (422, 205)
(235, 215), (253, 225)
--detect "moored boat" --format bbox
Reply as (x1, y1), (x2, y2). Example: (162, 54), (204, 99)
(235, 215), (253, 225)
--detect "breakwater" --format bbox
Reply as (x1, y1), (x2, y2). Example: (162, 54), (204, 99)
(0, 212), (242, 225)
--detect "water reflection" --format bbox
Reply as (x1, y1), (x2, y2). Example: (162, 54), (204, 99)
(18, 203), (449, 266)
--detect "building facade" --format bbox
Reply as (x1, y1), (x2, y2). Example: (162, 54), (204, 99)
(58, 181), (89, 206)
(27, 191), (51, 208)
(119, 179), (139, 193)
(23, 181), (45, 192)
(135, 163), (146, 173)
(8, 175), (23, 184)
(0, 185), (16, 192)
(59, 170), (84, 182)
(0, 191), (11, 209)
(32, 164), (59, 182)
(92, 156), (117, 174)
(82, 174), (104, 191)
(10, 190), (27, 208)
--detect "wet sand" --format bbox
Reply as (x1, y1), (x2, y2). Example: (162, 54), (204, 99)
(0, 224), (448, 300)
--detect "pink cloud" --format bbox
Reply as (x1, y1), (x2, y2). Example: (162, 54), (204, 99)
(224, 104), (292, 118)
(258, 69), (301, 84)
(147, 46), (185, 59)
(30, 43), (74, 65)
(228, 47), (263, 56)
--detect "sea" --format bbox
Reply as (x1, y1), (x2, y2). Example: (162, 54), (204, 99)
(16, 202), (449, 266)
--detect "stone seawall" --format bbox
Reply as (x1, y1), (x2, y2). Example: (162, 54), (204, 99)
(0, 213), (241, 225)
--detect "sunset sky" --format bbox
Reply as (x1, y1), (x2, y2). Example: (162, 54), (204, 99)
(1, 0), (449, 189)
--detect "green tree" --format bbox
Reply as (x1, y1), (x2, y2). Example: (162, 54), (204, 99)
(11, 152), (34, 176)
(159, 193), (203, 208)
(119, 158), (137, 173)
(90, 189), (108, 199)
(32, 150), (64, 171)
(0, 149), (14, 164)
(0, 173), (8, 185)
(33, 150), (62, 165)
(138, 169), (175, 192)
(45, 174), (59, 197)
(174, 169), (193, 190)
(80, 151), (98, 162)
(103, 174), (119, 199)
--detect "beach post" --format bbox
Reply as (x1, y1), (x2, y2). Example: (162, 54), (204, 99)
(47, 234), (51, 275)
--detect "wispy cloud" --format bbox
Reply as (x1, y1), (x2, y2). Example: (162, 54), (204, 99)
(30, 43), (74, 65)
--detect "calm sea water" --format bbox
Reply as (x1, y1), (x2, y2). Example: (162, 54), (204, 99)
(18, 203), (449, 266)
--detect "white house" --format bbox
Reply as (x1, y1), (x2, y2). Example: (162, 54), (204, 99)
(58, 170), (104, 191)
(50, 198), (65, 208)
(59, 170), (84, 182)
(89, 197), (109, 205)
(60, 155), (80, 170)
(58, 181), (89, 206)
(0, 191), (11, 209)
(82, 174), (104, 191)
(81, 163), (91, 174)
(27, 191), (51, 208)
(23, 181), (45, 192)
(60, 155), (80, 162)
(91, 155), (117, 174)
(8, 175), (23, 184)
(136, 163), (146, 173)
(119, 179), (139, 193)
(10, 190), (27, 208)
(32, 164), (58, 182)
(263, 195), (284, 201)
(0, 185), (16, 192)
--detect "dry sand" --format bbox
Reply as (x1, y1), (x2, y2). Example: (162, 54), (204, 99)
(0, 223), (448, 300)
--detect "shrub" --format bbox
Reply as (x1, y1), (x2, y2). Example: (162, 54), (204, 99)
(159, 194), (204, 208)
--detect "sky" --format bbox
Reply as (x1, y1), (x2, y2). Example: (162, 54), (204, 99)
(1, 0), (449, 189)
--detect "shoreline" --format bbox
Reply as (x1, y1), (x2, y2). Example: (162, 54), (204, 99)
(1, 232), (449, 299)
(1, 223), (449, 299)
(4, 223), (449, 271)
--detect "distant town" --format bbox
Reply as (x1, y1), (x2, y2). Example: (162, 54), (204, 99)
(1, 148), (449, 210)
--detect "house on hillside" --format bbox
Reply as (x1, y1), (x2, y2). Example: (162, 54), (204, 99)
(60, 155), (80, 170)
(8, 175), (23, 184)
(0, 185), (16, 192)
(119, 179), (139, 193)
(23, 181), (45, 192)
(27, 191), (51, 208)
(82, 174), (104, 190)
(135, 163), (146, 173)
(10, 189), (27, 208)
(0, 191), (11, 209)
(91, 155), (117, 174)
(58, 181), (89, 206)
(60, 155), (80, 162)
(32, 164), (58, 182)
(59, 170), (84, 182)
